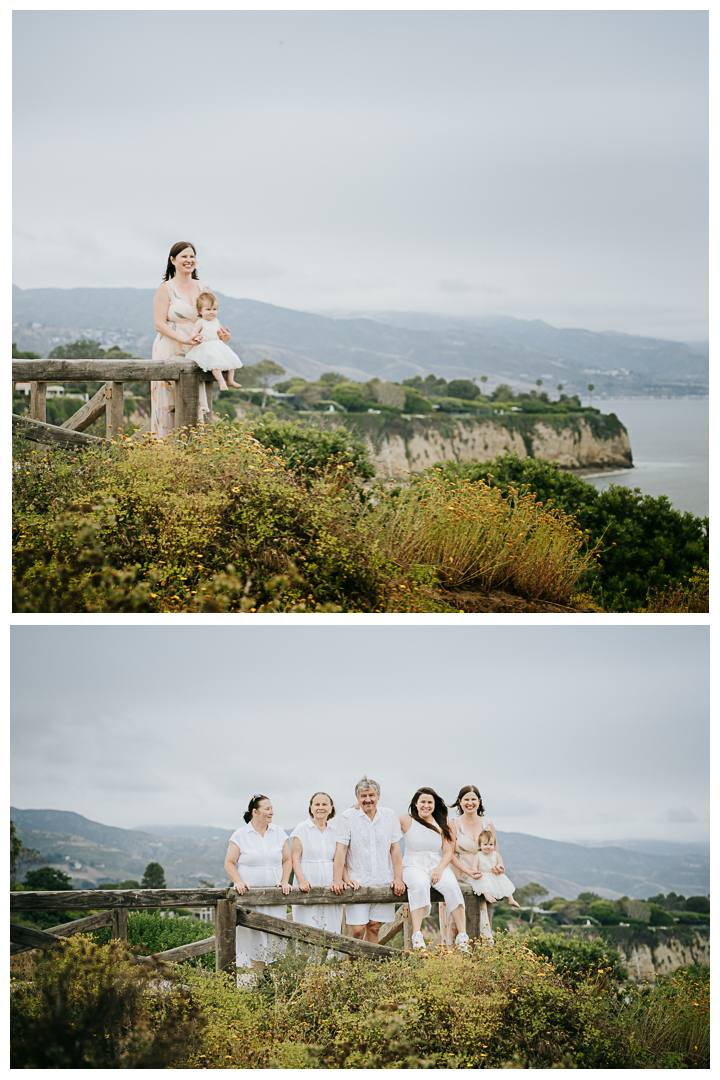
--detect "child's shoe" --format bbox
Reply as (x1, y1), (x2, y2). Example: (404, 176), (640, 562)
(411, 931), (426, 950)
(455, 932), (470, 952)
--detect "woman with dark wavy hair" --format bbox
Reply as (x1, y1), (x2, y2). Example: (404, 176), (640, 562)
(151, 241), (232, 437)
(399, 788), (469, 951)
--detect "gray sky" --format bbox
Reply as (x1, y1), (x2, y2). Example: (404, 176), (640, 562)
(13, 10), (708, 341)
(11, 626), (709, 845)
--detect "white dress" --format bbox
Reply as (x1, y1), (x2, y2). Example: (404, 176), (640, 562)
(402, 819), (464, 919)
(229, 822), (288, 966)
(187, 317), (243, 373)
(470, 851), (516, 900)
(290, 818), (342, 934)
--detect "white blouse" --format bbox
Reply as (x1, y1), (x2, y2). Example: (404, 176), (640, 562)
(290, 818), (338, 867)
(229, 821), (288, 874)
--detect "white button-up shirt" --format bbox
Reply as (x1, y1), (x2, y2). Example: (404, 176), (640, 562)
(336, 806), (402, 886)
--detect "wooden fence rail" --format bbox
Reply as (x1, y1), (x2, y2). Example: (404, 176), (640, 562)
(12, 359), (217, 445)
(10, 884), (484, 974)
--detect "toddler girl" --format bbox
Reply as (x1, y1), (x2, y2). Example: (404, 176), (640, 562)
(469, 830), (521, 907)
(186, 292), (243, 391)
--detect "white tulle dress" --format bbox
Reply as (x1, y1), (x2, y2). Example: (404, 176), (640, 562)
(187, 318), (242, 373)
(470, 851), (516, 901)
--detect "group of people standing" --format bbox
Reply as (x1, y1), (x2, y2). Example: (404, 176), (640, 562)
(224, 777), (518, 970)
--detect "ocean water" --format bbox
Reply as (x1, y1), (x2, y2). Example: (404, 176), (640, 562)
(582, 397), (709, 518)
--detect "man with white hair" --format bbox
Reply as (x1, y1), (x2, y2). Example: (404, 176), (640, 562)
(331, 775), (405, 943)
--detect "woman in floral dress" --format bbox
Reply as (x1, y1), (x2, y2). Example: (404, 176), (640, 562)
(151, 241), (232, 437)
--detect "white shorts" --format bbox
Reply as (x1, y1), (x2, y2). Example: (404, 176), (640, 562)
(345, 902), (396, 926)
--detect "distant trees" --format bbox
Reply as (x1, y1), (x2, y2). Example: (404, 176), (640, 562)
(24, 866), (74, 891)
(12, 343), (40, 359)
(239, 359), (287, 407)
(514, 882), (549, 922)
(141, 862), (166, 889)
(446, 379), (480, 400)
(95, 879), (141, 890)
(48, 340), (134, 360)
(10, 820), (44, 884)
(587, 383), (595, 405)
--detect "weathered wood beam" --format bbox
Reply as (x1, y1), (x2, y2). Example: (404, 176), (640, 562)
(378, 906), (407, 946)
(30, 381), (47, 423)
(235, 907), (395, 960)
(13, 414), (104, 449)
(175, 371), (200, 432)
(106, 381), (124, 442)
(10, 923), (63, 952)
(61, 384), (108, 432)
(11, 884), (469, 912)
(215, 898), (236, 974)
(140, 935), (216, 964)
(12, 360), (198, 382)
(10, 911), (113, 956)
(10, 888), (234, 912)
(111, 906), (128, 941)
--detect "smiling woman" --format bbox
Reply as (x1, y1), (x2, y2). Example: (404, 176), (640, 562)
(150, 241), (232, 437)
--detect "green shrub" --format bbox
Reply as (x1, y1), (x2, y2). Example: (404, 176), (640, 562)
(10, 935), (203, 1068)
(522, 927), (627, 984)
(648, 904), (676, 927)
(402, 389), (436, 413)
(236, 414), (375, 479)
(588, 900), (623, 926)
(431, 453), (708, 610)
(92, 911), (216, 969)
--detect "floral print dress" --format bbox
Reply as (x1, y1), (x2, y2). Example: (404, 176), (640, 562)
(151, 279), (210, 438)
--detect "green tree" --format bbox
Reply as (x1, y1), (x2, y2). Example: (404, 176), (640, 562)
(12, 343), (41, 359)
(24, 866), (74, 891)
(480, 375), (488, 393)
(49, 339), (107, 359)
(684, 895), (709, 914)
(446, 379), (480, 400)
(10, 821), (44, 884)
(490, 383), (515, 402)
(556, 383), (564, 397)
(535, 379), (543, 389)
(95, 879), (141, 890)
(141, 862), (166, 889)
(242, 359), (287, 407)
(514, 882), (549, 922)
(587, 383), (595, 405)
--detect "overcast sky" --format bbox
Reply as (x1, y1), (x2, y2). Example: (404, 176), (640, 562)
(13, 9), (707, 341)
(11, 625), (709, 846)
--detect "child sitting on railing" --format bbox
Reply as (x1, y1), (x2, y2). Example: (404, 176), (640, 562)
(185, 291), (243, 392)
(468, 830), (521, 907)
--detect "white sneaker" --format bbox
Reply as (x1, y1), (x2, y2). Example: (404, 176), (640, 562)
(455, 932), (470, 952)
(411, 931), (426, 950)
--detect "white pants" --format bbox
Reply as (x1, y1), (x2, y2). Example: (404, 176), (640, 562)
(403, 863), (465, 919)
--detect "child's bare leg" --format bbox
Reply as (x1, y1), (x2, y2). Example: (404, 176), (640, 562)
(226, 369), (242, 388)
(212, 368), (228, 391)
(483, 893), (496, 904)
(508, 895), (520, 908)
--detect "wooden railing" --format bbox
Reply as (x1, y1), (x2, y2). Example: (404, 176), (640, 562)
(12, 360), (218, 447)
(10, 884), (485, 972)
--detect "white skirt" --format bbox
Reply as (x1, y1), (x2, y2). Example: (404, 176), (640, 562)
(470, 870), (516, 900)
(187, 338), (242, 373)
(235, 865), (287, 966)
(292, 859), (342, 934)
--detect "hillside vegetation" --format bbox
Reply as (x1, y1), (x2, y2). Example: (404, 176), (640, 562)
(10, 931), (709, 1068)
(12, 404), (707, 612)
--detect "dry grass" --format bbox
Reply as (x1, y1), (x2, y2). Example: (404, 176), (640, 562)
(375, 474), (598, 604)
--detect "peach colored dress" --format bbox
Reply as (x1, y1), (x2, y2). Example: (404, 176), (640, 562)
(151, 279), (210, 438)
(439, 818), (494, 943)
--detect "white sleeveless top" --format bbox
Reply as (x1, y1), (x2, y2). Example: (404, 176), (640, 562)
(403, 818), (443, 871)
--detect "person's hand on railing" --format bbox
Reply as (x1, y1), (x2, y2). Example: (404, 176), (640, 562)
(392, 878), (406, 897)
(278, 881), (292, 896)
(298, 878), (312, 892)
(233, 881), (249, 895)
(331, 877), (347, 894)
(347, 878), (361, 890)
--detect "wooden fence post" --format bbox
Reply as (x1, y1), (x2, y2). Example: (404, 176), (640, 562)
(30, 382), (47, 423)
(105, 382), (124, 442)
(175, 372), (200, 433)
(402, 904), (412, 951)
(465, 893), (482, 942)
(215, 898), (236, 974)
(111, 907), (128, 942)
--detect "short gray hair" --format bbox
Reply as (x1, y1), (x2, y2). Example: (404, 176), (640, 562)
(355, 776), (380, 797)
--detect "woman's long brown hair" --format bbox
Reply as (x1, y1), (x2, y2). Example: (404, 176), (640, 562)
(409, 787), (452, 842)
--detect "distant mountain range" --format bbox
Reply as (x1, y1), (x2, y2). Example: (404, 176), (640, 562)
(11, 808), (709, 900)
(12, 286), (708, 397)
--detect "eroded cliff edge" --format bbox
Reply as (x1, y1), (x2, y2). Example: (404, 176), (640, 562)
(338, 411), (632, 478)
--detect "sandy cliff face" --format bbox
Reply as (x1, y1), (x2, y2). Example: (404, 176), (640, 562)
(366, 416), (633, 478)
